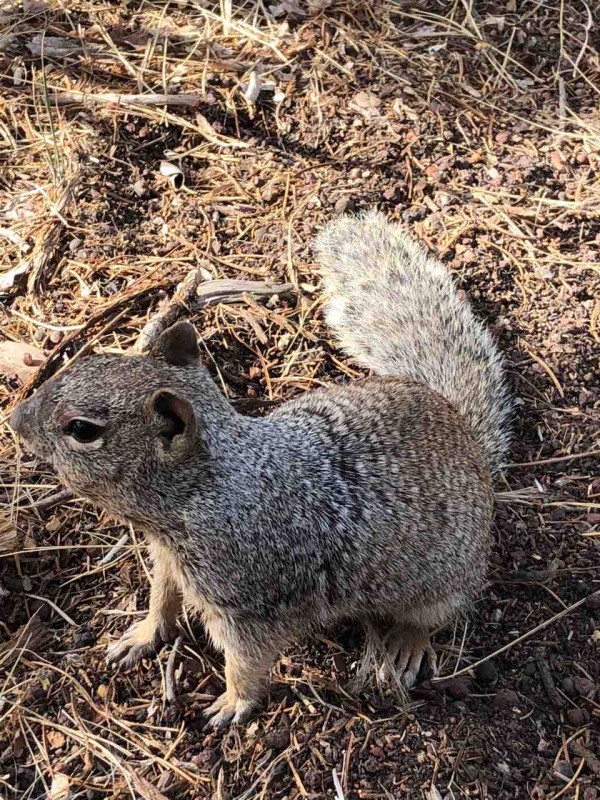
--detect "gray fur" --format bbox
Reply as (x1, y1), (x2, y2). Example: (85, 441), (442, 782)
(315, 210), (512, 474)
(10, 212), (510, 720)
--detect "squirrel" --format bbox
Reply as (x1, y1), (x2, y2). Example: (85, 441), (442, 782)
(10, 211), (511, 729)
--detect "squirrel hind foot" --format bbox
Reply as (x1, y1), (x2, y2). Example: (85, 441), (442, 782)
(353, 620), (438, 695)
(378, 625), (438, 690)
(202, 693), (257, 731)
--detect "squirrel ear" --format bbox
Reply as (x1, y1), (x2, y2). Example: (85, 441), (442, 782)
(150, 321), (200, 367)
(146, 389), (199, 457)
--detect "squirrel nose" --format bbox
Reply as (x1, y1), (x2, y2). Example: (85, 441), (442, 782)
(9, 401), (26, 434)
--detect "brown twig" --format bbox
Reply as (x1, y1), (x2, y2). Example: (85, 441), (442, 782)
(19, 488), (74, 510)
(534, 648), (565, 709)
(135, 269), (204, 353)
(51, 91), (203, 108)
(505, 449), (600, 469)
(433, 592), (598, 681)
(136, 271), (294, 352)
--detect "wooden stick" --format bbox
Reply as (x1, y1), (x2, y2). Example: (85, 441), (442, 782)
(50, 91), (203, 108)
(19, 488), (74, 510)
(433, 592), (597, 681)
(135, 269), (204, 353)
(136, 270), (294, 352)
(506, 449), (600, 469)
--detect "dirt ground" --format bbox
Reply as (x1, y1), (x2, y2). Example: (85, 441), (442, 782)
(0, 1), (599, 798)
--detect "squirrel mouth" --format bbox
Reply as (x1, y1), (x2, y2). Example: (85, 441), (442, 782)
(15, 433), (53, 463)
(10, 399), (53, 462)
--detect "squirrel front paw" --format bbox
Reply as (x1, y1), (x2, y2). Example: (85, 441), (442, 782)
(202, 692), (258, 731)
(107, 618), (175, 668)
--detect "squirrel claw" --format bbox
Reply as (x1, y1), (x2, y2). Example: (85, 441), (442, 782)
(106, 621), (161, 668)
(201, 694), (256, 731)
(378, 628), (438, 690)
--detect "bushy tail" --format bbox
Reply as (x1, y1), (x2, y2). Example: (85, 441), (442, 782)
(315, 211), (511, 474)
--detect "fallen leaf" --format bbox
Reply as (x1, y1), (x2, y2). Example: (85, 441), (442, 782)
(550, 150), (567, 173)
(269, 0), (306, 18)
(7, 733), (26, 759)
(45, 516), (62, 533)
(0, 512), (18, 553)
(48, 772), (70, 800)
(352, 91), (381, 109)
(0, 340), (45, 381)
(47, 731), (66, 750)
(0, 615), (50, 658)
(0, 262), (31, 292)
(130, 771), (170, 800)
(96, 683), (109, 700)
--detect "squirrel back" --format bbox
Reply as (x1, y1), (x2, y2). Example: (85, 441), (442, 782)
(315, 211), (511, 474)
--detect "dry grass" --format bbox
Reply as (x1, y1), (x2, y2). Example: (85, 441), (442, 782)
(1, 1), (599, 798)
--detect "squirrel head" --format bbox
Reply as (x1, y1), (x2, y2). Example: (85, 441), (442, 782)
(10, 322), (225, 518)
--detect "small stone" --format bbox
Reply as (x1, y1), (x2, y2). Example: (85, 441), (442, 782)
(192, 747), (218, 768)
(132, 179), (147, 198)
(334, 196), (353, 214)
(475, 661), (498, 687)
(263, 728), (290, 750)
(583, 787), (598, 800)
(49, 330), (63, 345)
(443, 677), (472, 699)
(45, 515), (61, 533)
(523, 661), (536, 677)
(554, 760), (574, 780)
(566, 707), (587, 726)
(304, 769), (322, 790)
(96, 684), (109, 700)
(363, 756), (380, 775)
(352, 91), (380, 110)
(73, 628), (95, 647)
(493, 688), (519, 709)
(573, 677), (595, 696)
(585, 592), (600, 611)
(562, 677), (576, 697)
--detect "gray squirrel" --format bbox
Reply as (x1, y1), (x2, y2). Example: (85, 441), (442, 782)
(10, 211), (511, 729)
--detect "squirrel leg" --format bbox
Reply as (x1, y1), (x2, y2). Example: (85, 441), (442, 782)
(379, 624), (438, 689)
(202, 626), (276, 730)
(107, 540), (182, 668)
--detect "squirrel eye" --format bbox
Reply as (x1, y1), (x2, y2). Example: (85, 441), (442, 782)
(64, 419), (103, 443)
